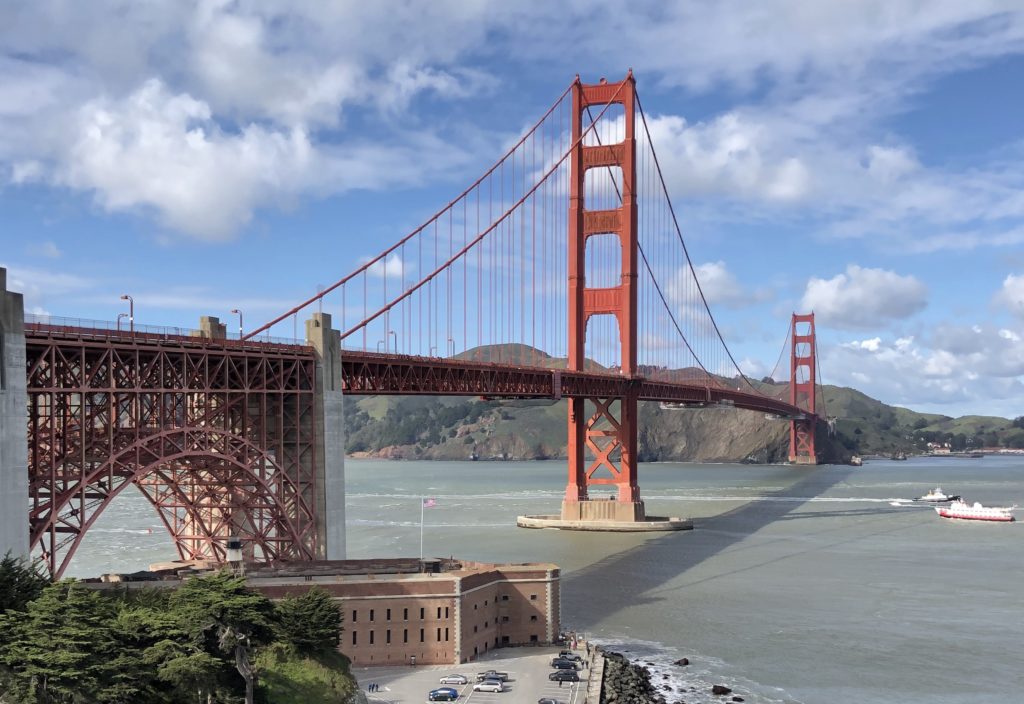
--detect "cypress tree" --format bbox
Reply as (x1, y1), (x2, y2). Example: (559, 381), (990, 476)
(274, 587), (343, 655)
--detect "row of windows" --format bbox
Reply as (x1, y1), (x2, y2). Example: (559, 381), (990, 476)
(351, 627), (450, 646)
(472, 594), (538, 611)
(351, 606), (450, 623)
(471, 614), (537, 633)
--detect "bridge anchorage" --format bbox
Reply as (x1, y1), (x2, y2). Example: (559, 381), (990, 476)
(0, 71), (827, 575)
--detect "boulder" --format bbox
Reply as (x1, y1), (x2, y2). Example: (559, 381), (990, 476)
(712, 684), (733, 696)
(673, 658), (690, 666)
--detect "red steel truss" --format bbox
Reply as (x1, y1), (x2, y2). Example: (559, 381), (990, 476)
(789, 313), (818, 464)
(25, 323), (319, 578)
(339, 350), (801, 416)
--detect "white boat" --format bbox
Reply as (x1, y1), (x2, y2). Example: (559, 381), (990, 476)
(935, 500), (1016, 522)
(914, 487), (960, 503)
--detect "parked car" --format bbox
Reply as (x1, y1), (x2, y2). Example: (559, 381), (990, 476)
(473, 679), (504, 693)
(439, 674), (468, 685)
(428, 687), (460, 702)
(548, 670), (580, 682)
(550, 658), (577, 669)
(475, 670), (510, 682)
(558, 650), (582, 662)
(538, 699), (563, 704)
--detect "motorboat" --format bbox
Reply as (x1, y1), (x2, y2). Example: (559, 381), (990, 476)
(935, 500), (1016, 522)
(914, 487), (960, 503)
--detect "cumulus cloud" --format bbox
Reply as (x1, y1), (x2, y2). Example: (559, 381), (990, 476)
(692, 261), (771, 309)
(801, 265), (928, 329)
(642, 113), (811, 203)
(2, 1), (1024, 248)
(826, 325), (1024, 415)
(995, 274), (1024, 318)
(365, 253), (410, 279)
(57, 81), (318, 239)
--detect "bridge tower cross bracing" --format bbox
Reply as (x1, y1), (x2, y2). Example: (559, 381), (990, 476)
(562, 73), (646, 522)
(789, 312), (818, 464)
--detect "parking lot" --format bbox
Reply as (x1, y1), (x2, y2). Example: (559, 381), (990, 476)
(353, 646), (590, 704)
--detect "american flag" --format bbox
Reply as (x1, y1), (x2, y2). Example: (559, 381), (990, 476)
(422, 498), (437, 508)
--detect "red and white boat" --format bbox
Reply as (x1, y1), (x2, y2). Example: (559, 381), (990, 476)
(935, 499), (1016, 522)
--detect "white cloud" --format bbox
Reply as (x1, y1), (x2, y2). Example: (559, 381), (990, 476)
(2, 1), (1024, 252)
(642, 113), (811, 203)
(802, 265), (928, 329)
(825, 324), (1024, 415)
(364, 253), (410, 279)
(995, 274), (1024, 318)
(691, 261), (770, 309)
(56, 80), (318, 239)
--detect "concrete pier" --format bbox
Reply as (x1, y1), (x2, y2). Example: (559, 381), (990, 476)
(0, 269), (29, 558)
(306, 313), (346, 560)
(516, 513), (692, 531)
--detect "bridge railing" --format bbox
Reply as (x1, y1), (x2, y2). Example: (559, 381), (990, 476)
(25, 314), (306, 349)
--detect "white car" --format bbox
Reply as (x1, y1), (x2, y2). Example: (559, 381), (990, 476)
(473, 680), (504, 693)
(439, 674), (469, 685)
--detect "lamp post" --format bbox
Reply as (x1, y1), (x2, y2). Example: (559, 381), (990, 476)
(377, 340), (385, 353)
(230, 308), (243, 339)
(117, 313), (128, 332)
(447, 337), (455, 357)
(388, 330), (397, 354)
(119, 294), (134, 333)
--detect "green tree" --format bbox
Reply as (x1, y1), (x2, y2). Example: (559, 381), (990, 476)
(0, 581), (133, 703)
(0, 552), (48, 615)
(274, 588), (342, 656)
(170, 572), (276, 704)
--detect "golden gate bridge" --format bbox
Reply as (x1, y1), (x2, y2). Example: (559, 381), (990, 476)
(0, 72), (823, 577)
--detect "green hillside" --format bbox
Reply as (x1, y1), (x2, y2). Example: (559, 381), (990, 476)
(343, 344), (1024, 462)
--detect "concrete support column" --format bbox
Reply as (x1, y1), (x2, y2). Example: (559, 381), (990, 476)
(306, 313), (345, 560)
(193, 316), (227, 339)
(0, 268), (29, 558)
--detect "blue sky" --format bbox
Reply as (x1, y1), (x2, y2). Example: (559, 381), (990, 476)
(2, 1), (1024, 418)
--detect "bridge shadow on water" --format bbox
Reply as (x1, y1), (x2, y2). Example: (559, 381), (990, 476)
(560, 464), (911, 628)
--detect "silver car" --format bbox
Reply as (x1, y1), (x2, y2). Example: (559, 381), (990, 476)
(473, 679), (504, 693)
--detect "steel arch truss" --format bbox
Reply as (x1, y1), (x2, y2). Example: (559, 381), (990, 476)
(25, 328), (319, 577)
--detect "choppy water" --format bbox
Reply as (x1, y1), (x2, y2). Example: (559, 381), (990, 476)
(72, 456), (1024, 703)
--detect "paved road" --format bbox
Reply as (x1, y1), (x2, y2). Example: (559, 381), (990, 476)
(353, 646), (589, 704)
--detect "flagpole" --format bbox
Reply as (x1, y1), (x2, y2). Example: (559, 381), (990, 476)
(420, 497), (424, 561)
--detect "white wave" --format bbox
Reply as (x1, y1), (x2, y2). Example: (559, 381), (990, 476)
(586, 635), (802, 704)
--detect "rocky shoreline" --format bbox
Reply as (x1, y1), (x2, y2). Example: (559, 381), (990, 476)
(599, 650), (745, 704)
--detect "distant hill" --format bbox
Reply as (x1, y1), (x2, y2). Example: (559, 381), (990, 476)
(342, 344), (1024, 463)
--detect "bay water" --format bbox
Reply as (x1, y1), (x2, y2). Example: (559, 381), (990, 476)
(70, 456), (1024, 703)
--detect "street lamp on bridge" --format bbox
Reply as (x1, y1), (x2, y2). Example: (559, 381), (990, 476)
(117, 313), (128, 331)
(230, 308), (243, 339)
(388, 330), (397, 354)
(119, 294), (134, 333)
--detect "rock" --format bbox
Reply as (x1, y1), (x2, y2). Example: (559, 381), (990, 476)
(712, 684), (733, 696)
(662, 674), (670, 679)
(673, 658), (690, 666)
(732, 698), (745, 702)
